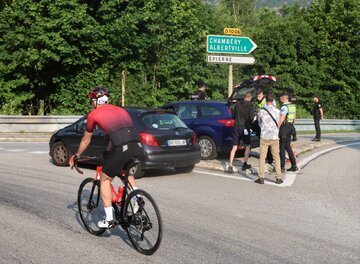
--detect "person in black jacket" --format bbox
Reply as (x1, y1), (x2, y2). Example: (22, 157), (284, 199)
(311, 95), (324, 141)
(228, 92), (255, 173)
(191, 81), (207, 100)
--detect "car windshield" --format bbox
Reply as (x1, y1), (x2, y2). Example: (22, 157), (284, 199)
(232, 87), (258, 100)
(140, 113), (188, 131)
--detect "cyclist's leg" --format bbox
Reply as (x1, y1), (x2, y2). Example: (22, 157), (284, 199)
(128, 175), (137, 189)
(100, 172), (113, 221)
(126, 142), (145, 190)
(100, 145), (124, 227)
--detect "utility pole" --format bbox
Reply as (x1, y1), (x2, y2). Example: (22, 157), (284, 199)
(121, 70), (125, 107)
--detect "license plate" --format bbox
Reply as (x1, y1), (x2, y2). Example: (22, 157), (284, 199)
(167, 139), (187, 146)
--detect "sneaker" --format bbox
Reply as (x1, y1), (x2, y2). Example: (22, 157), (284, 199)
(242, 163), (251, 171)
(228, 165), (235, 174)
(287, 166), (299, 172)
(255, 178), (264, 184)
(275, 178), (283, 184)
(98, 219), (115, 229)
(314, 138), (320, 142)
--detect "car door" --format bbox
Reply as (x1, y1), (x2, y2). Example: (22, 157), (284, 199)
(176, 103), (201, 132)
(68, 117), (107, 157)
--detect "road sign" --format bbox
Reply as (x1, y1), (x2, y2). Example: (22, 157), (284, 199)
(207, 35), (257, 55)
(224, 28), (241, 35)
(207, 55), (255, 65)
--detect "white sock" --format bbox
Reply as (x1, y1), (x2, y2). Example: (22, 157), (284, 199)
(104, 206), (113, 221)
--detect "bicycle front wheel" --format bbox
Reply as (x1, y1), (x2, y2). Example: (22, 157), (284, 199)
(78, 178), (106, 236)
(124, 189), (163, 255)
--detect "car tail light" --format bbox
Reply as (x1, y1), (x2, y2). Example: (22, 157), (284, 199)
(139, 133), (159, 147)
(193, 133), (197, 144)
(217, 119), (235, 127)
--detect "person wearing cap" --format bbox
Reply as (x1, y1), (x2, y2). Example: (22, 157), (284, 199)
(191, 81), (207, 100)
(311, 95), (324, 141)
(278, 91), (298, 172)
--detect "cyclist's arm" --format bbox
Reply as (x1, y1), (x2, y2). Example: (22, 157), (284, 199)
(76, 131), (92, 157)
(69, 131), (92, 167)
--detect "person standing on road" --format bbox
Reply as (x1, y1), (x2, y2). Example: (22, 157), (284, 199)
(191, 81), (207, 100)
(228, 92), (255, 173)
(278, 92), (298, 172)
(254, 89), (275, 164)
(290, 92), (298, 141)
(255, 93), (283, 184)
(311, 95), (324, 141)
(69, 87), (144, 229)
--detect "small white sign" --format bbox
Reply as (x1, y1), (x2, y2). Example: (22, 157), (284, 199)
(207, 55), (255, 65)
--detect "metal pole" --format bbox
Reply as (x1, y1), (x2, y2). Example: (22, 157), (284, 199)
(228, 64), (233, 98)
(121, 70), (125, 107)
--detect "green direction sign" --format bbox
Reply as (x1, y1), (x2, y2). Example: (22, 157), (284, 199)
(207, 35), (257, 55)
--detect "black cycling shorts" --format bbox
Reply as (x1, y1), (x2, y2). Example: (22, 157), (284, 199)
(232, 127), (251, 146)
(102, 141), (144, 178)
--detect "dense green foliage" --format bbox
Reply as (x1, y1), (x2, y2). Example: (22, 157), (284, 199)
(0, 0), (359, 118)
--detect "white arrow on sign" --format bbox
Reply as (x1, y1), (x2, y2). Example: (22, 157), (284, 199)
(207, 55), (255, 65)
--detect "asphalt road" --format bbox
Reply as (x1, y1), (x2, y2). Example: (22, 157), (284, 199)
(0, 142), (359, 264)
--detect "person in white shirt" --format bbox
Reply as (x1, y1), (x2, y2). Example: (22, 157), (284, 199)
(255, 93), (283, 184)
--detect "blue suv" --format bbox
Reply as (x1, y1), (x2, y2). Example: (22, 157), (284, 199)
(161, 101), (259, 160)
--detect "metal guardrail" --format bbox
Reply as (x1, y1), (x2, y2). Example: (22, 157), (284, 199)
(0, 115), (81, 133)
(0, 115), (359, 133)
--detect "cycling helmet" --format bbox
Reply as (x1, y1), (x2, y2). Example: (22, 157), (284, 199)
(88, 87), (110, 105)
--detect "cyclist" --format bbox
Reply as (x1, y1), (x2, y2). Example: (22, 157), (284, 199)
(69, 87), (144, 229)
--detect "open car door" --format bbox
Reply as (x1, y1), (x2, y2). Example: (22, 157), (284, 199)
(227, 75), (277, 108)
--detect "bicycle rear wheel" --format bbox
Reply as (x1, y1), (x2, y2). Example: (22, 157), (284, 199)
(123, 189), (162, 255)
(78, 178), (106, 236)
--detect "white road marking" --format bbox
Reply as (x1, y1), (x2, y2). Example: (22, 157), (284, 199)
(5, 149), (25, 152)
(297, 142), (360, 169)
(194, 141), (360, 188)
(28, 151), (48, 154)
(193, 169), (288, 187)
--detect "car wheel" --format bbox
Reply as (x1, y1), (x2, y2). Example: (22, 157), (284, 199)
(128, 163), (145, 179)
(51, 141), (69, 166)
(198, 136), (218, 160)
(175, 164), (195, 173)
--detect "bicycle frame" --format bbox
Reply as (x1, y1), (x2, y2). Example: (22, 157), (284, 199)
(87, 163), (133, 225)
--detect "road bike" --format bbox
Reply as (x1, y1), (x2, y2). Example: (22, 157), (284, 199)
(74, 156), (162, 255)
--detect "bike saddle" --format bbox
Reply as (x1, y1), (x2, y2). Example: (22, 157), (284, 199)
(124, 157), (141, 173)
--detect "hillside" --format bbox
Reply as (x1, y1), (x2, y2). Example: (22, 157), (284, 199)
(256, 0), (313, 8)
(204, 0), (313, 8)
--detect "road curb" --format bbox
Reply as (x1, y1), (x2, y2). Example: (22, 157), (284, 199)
(195, 138), (360, 173)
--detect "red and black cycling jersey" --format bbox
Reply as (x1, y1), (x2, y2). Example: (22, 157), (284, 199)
(86, 104), (138, 146)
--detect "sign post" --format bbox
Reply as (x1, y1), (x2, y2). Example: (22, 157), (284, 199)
(207, 55), (255, 65)
(121, 70), (125, 107)
(207, 35), (257, 55)
(206, 32), (257, 97)
(228, 65), (233, 98)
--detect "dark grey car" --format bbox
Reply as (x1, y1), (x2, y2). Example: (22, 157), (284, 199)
(49, 108), (200, 178)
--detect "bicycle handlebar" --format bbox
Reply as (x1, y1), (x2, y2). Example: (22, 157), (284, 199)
(73, 156), (103, 175)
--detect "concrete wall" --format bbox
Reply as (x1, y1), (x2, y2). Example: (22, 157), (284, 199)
(0, 115), (359, 133)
